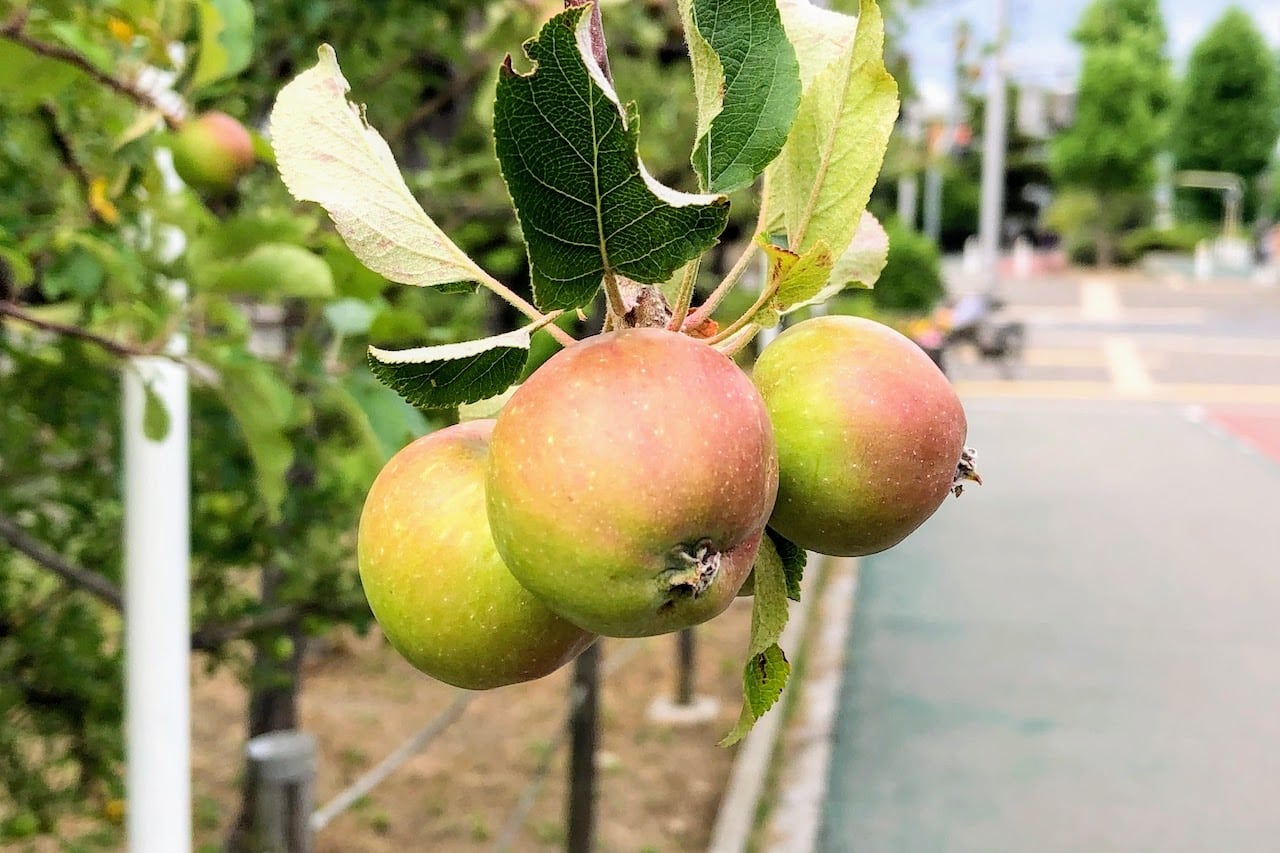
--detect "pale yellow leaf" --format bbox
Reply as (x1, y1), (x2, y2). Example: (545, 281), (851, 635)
(270, 45), (488, 290)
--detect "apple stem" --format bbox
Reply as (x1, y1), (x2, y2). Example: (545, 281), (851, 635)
(705, 275), (780, 346)
(480, 273), (577, 347)
(683, 173), (773, 331)
(667, 260), (700, 331)
(601, 271), (627, 330)
(712, 324), (762, 358)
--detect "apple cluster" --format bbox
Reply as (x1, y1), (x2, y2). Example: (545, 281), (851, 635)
(357, 315), (970, 690)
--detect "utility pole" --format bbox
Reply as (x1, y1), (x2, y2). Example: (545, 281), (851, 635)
(978, 0), (1009, 294)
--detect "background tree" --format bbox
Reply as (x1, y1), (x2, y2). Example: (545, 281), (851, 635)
(0, 0), (871, 846)
(1171, 8), (1280, 223)
(1049, 0), (1170, 265)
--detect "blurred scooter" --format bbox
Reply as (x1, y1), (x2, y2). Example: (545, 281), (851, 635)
(913, 293), (1026, 378)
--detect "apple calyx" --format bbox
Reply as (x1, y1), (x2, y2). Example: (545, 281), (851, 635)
(953, 446), (983, 497)
(663, 539), (722, 600)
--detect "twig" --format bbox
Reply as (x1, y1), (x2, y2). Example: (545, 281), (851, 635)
(0, 14), (182, 128)
(310, 691), (477, 832)
(393, 63), (490, 142)
(191, 605), (306, 651)
(0, 301), (157, 359)
(0, 511), (125, 610)
(684, 183), (773, 329)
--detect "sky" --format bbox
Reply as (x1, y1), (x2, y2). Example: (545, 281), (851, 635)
(901, 0), (1280, 113)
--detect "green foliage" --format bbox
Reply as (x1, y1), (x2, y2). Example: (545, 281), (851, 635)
(1051, 47), (1160, 194)
(1051, 0), (1171, 263)
(682, 0), (801, 193)
(1171, 8), (1280, 220)
(493, 7), (729, 311)
(870, 219), (944, 314)
(1119, 223), (1216, 260)
(1073, 0), (1171, 122)
(2, 0), (901, 826)
(721, 534), (793, 747)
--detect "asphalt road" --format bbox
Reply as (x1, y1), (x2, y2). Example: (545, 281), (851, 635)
(817, 270), (1280, 852)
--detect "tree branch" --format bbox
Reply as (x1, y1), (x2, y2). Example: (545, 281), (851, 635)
(0, 511), (125, 610)
(0, 12), (182, 129)
(35, 103), (110, 226)
(0, 301), (158, 359)
(190, 605), (304, 651)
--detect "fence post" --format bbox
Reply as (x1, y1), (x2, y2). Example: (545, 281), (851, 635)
(676, 628), (696, 706)
(245, 730), (317, 853)
(566, 643), (600, 853)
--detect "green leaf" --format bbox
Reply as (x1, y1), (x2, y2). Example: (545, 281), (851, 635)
(768, 0), (898, 257)
(721, 534), (793, 746)
(341, 369), (429, 461)
(760, 238), (835, 309)
(142, 383), (171, 442)
(324, 298), (378, 337)
(271, 46), (491, 291)
(203, 244), (335, 299)
(777, 211), (888, 315)
(210, 352), (297, 521)
(457, 386), (519, 422)
(0, 42), (83, 111)
(681, 0), (801, 193)
(368, 325), (537, 410)
(767, 527), (806, 602)
(828, 210), (889, 291)
(192, 0), (255, 89)
(493, 6), (729, 311)
(777, 0), (861, 87)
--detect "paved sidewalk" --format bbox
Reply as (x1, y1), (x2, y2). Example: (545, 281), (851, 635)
(819, 399), (1280, 852)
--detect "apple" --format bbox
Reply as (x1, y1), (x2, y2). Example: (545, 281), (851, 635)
(169, 111), (255, 193)
(753, 315), (968, 557)
(358, 420), (595, 689)
(485, 328), (778, 637)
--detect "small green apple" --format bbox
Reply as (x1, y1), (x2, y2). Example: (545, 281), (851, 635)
(753, 315), (968, 557)
(169, 111), (255, 193)
(358, 420), (595, 689)
(485, 328), (778, 638)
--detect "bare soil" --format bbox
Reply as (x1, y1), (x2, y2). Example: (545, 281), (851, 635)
(186, 596), (755, 853)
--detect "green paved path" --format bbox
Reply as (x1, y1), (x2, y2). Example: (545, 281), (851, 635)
(819, 400), (1280, 852)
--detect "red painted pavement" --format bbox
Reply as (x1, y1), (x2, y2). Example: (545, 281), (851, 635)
(1203, 406), (1280, 466)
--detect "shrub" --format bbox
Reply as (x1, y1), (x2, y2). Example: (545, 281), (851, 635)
(871, 219), (945, 314)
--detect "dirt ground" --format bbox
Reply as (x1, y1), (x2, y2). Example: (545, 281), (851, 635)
(186, 596), (756, 853)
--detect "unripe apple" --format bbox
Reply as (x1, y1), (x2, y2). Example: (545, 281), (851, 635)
(358, 420), (595, 689)
(169, 111), (255, 193)
(753, 315), (968, 557)
(486, 328), (778, 638)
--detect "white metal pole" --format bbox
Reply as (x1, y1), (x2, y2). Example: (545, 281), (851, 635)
(125, 147), (191, 853)
(124, 355), (190, 853)
(978, 0), (1009, 294)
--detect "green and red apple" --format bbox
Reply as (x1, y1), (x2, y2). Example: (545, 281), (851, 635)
(753, 315), (969, 557)
(358, 420), (595, 689)
(169, 111), (256, 193)
(485, 328), (778, 637)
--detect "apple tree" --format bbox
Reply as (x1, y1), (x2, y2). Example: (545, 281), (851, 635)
(270, 0), (974, 757)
